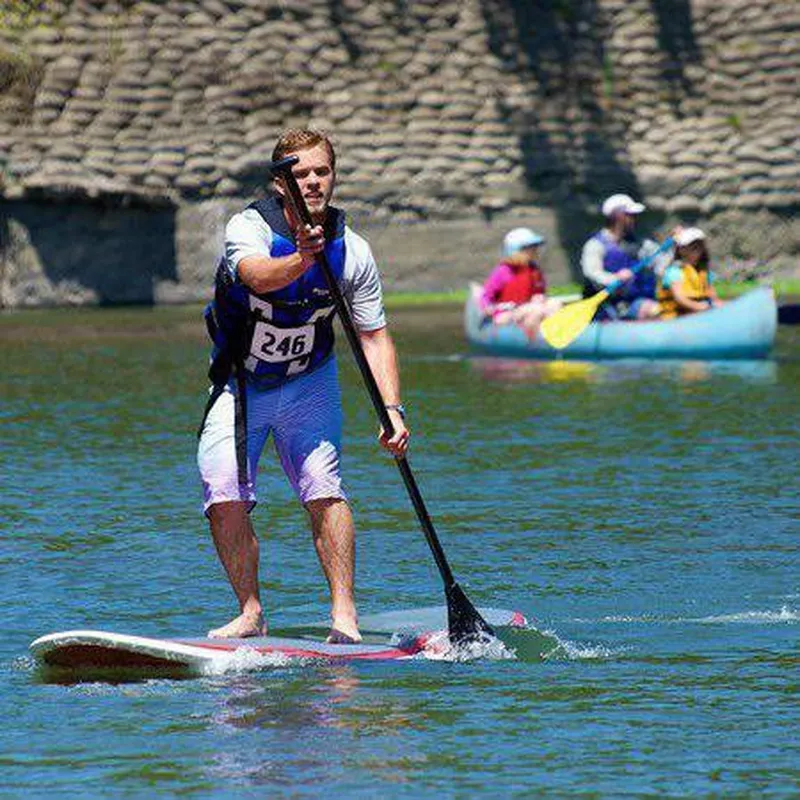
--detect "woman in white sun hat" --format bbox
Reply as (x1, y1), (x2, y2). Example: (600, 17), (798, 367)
(657, 226), (723, 319)
(480, 227), (563, 339)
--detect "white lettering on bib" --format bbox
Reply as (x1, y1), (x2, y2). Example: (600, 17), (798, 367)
(250, 321), (315, 363)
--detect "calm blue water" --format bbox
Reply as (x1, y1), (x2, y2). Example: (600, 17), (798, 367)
(1, 305), (798, 797)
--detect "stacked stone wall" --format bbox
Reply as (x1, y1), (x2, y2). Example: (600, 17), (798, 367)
(0, 0), (798, 306)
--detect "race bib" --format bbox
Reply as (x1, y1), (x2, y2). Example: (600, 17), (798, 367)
(249, 321), (315, 363)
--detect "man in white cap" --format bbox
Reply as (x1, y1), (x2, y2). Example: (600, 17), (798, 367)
(580, 193), (667, 320)
(479, 227), (562, 339)
(657, 226), (723, 318)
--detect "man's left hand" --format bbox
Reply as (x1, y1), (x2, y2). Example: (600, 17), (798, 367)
(379, 409), (410, 457)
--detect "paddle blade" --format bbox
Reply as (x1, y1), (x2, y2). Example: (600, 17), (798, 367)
(446, 582), (495, 644)
(540, 290), (609, 350)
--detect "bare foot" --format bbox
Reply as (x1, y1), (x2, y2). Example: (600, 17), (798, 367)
(327, 618), (361, 644)
(208, 612), (267, 639)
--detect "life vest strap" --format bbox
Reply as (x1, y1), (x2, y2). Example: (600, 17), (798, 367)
(197, 364), (248, 488)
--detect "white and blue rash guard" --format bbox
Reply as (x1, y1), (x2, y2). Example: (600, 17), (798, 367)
(205, 195), (386, 390)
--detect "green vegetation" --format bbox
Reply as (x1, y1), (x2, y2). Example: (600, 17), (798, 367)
(384, 290), (466, 308)
(725, 113), (743, 133)
(383, 280), (798, 308)
(0, 0), (61, 35)
(106, 25), (124, 65)
(382, 285), (578, 308)
(553, 0), (577, 24)
(376, 59), (399, 74)
(0, 46), (44, 116)
(716, 278), (800, 299)
(0, 1), (57, 117)
(601, 52), (615, 101)
(549, 283), (583, 297)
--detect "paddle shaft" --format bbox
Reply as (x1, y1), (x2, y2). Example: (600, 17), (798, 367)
(606, 236), (675, 295)
(269, 157), (464, 595)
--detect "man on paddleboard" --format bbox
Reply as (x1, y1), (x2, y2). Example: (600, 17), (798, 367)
(197, 129), (409, 643)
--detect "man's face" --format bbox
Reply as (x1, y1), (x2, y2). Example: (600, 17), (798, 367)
(621, 212), (637, 234)
(277, 142), (335, 221)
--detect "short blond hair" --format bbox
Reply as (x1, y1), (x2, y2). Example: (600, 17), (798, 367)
(271, 129), (336, 171)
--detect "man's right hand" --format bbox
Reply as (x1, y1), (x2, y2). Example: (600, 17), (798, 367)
(616, 268), (635, 283)
(296, 223), (325, 268)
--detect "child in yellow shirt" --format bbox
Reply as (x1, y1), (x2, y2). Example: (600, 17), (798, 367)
(658, 227), (723, 319)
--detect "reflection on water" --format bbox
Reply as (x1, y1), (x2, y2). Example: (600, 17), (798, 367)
(205, 668), (422, 787)
(208, 669), (383, 734)
(643, 359), (778, 383)
(469, 357), (599, 384)
(469, 356), (777, 385)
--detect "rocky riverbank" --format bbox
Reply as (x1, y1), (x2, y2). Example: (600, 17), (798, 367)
(1, 0), (798, 306)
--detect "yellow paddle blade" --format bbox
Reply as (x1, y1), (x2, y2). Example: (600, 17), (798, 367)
(540, 290), (609, 350)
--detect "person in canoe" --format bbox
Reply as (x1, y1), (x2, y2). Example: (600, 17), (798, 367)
(480, 227), (563, 339)
(580, 193), (670, 321)
(197, 128), (409, 643)
(658, 227), (723, 318)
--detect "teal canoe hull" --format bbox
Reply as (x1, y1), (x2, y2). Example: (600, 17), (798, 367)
(465, 287), (777, 361)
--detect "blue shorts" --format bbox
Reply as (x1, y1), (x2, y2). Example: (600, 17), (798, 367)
(197, 357), (345, 513)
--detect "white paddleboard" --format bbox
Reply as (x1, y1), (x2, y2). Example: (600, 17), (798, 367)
(30, 630), (427, 674)
(30, 606), (527, 677)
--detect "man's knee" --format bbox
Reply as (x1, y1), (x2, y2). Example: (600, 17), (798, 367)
(207, 500), (253, 525)
(306, 496), (349, 514)
(306, 497), (352, 530)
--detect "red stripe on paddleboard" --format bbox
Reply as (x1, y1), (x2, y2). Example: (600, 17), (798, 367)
(172, 635), (429, 661)
(509, 611), (528, 627)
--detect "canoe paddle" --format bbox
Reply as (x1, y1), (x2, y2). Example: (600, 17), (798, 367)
(269, 155), (495, 645)
(540, 237), (675, 350)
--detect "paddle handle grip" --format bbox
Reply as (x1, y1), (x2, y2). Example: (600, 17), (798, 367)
(606, 237), (674, 296)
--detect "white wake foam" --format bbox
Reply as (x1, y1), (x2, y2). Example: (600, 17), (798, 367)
(531, 627), (624, 660)
(694, 606), (799, 624)
(418, 630), (517, 662)
(549, 637), (625, 660)
(571, 606), (800, 626)
(200, 646), (293, 675)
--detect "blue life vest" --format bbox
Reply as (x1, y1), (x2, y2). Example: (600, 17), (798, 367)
(204, 196), (346, 390)
(584, 230), (656, 301)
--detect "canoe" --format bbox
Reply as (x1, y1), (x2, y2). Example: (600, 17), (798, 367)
(464, 285), (777, 360)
